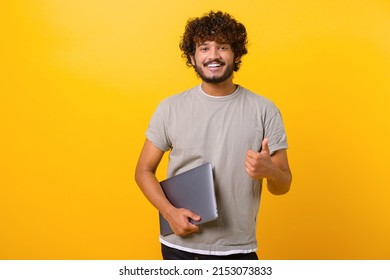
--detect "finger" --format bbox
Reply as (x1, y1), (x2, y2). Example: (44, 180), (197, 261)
(246, 149), (260, 160)
(184, 209), (201, 222)
(261, 138), (270, 154)
(245, 158), (255, 171)
(188, 223), (199, 232)
(245, 165), (254, 177)
(176, 223), (199, 236)
(184, 216), (200, 234)
(245, 160), (258, 178)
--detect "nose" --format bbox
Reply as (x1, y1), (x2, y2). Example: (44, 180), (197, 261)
(208, 46), (221, 60)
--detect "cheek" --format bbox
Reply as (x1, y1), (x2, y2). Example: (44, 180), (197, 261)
(191, 53), (204, 66)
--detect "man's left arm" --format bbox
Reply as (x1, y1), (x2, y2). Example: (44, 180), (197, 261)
(245, 138), (292, 195)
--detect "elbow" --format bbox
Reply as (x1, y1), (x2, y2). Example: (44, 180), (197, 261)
(267, 173), (292, 195)
(134, 164), (144, 187)
(134, 171), (140, 186)
(134, 163), (157, 188)
(134, 166), (147, 187)
(268, 183), (291, 195)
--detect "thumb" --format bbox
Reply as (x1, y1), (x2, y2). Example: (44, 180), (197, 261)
(261, 138), (270, 154)
(185, 209), (201, 222)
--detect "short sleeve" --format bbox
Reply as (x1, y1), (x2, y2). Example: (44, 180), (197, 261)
(264, 111), (288, 155)
(146, 102), (172, 152)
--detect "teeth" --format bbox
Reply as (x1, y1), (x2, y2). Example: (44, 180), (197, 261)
(208, 63), (220, 68)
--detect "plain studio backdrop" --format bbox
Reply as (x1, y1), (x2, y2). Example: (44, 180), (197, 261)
(1, 0), (390, 259)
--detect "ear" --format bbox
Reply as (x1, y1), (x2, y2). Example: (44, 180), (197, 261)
(190, 54), (195, 66)
(234, 56), (241, 63)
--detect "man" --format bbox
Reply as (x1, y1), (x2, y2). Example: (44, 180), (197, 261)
(135, 11), (292, 260)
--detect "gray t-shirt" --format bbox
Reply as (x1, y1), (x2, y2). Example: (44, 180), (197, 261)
(146, 85), (288, 255)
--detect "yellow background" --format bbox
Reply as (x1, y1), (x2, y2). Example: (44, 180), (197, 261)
(1, 0), (390, 259)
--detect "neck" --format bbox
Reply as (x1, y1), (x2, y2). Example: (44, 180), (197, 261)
(201, 76), (237, 96)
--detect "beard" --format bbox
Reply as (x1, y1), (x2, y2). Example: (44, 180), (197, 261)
(194, 60), (235, 84)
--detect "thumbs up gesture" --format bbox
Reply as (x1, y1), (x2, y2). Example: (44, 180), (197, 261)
(245, 138), (275, 180)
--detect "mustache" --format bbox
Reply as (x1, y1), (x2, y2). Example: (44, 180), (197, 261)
(203, 60), (226, 67)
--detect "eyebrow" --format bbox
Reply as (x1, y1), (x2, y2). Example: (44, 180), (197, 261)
(196, 41), (229, 46)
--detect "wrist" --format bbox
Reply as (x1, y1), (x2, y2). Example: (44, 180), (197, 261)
(161, 204), (176, 220)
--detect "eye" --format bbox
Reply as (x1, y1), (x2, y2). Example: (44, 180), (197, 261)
(219, 45), (230, 50)
(199, 47), (209, 52)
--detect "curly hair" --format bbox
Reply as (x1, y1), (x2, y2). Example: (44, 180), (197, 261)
(179, 11), (248, 71)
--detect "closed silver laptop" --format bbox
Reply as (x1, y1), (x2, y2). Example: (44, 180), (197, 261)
(159, 162), (218, 236)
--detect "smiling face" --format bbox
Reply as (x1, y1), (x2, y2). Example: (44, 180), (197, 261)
(190, 41), (239, 84)
(180, 11), (248, 74)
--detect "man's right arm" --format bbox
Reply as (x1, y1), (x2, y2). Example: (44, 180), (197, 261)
(135, 139), (200, 236)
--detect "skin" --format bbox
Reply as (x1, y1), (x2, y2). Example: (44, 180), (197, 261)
(135, 41), (292, 236)
(190, 41), (239, 96)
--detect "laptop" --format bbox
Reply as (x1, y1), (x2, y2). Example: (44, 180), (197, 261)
(159, 162), (218, 236)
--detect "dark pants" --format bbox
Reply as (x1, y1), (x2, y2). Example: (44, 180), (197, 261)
(161, 244), (258, 260)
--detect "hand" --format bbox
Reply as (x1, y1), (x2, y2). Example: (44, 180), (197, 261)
(245, 138), (276, 180)
(165, 207), (201, 236)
